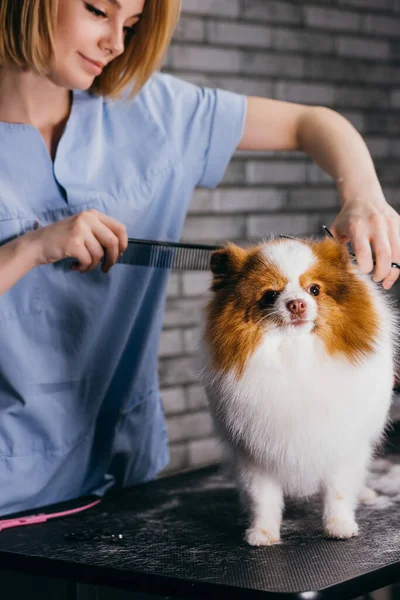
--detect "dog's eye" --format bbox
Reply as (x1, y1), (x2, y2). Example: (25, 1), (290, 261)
(260, 290), (279, 306)
(308, 284), (320, 297)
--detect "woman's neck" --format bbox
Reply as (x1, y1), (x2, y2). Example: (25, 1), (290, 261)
(0, 67), (72, 159)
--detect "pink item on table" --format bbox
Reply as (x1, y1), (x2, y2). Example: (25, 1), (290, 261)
(0, 498), (101, 532)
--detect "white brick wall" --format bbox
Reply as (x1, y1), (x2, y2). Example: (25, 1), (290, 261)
(158, 0), (400, 476)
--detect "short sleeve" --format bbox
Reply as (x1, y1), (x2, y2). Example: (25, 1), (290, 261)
(143, 73), (247, 189)
(199, 87), (247, 188)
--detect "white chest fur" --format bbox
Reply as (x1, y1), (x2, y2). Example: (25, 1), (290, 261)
(202, 330), (393, 498)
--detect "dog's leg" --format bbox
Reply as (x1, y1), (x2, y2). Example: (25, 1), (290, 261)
(236, 458), (284, 546)
(322, 449), (371, 539)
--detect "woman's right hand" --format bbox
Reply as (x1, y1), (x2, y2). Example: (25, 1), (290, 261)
(28, 209), (128, 273)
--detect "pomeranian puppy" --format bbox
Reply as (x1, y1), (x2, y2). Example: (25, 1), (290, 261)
(199, 237), (398, 546)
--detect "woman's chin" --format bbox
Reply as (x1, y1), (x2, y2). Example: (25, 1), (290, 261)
(48, 69), (95, 91)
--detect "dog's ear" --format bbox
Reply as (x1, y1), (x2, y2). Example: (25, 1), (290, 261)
(210, 244), (246, 290)
(210, 244), (246, 277)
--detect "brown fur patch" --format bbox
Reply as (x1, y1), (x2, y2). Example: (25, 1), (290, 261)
(205, 238), (380, 378)
(301, 238), (379, 364)
(205, 243), (287, 377)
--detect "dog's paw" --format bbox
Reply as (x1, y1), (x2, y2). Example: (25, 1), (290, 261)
(324, 517), (359, 539)
(359, 486), (377, 505)
(245, 526), (281, 547)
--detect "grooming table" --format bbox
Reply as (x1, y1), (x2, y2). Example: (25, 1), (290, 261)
(0, 453), (399, 599)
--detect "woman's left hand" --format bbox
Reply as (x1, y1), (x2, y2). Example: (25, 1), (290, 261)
(330, 194), (400, 290)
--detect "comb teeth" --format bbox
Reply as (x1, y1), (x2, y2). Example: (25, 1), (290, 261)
(117, 239), (221, 271)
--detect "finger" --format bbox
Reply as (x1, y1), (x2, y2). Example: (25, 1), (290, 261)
(90, 224), (121, 272)
(70, 244), (93, 272)
(349, 223), (374, 274)
(381, 224), (400, 289)
(79, 237), (105, 273)
(382, 267), (400, 290)
(370, 229), (392, 283)
(96, 212), (128, 255)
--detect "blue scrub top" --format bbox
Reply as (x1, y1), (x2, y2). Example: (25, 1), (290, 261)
(0, 72), (246, 515)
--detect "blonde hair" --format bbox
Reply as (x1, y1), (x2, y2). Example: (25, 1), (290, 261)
(0, 0), (181, 98)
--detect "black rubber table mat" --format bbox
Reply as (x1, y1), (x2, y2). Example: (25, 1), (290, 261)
(0, 459), (399, 599)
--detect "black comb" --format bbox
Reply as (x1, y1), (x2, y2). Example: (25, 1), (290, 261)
(117, 238), (222, 271)
(116, 228), (400, 272)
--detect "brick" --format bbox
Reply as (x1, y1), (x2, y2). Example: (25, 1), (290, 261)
(173, 16), (205, 42)
(362, 14), (400, 37)
(181, 215), (245, 243)
(169, 45), (241, 72)
(336, 36), (389, 60)
(304, 57), (398, 85)
(306, 57), (361, 83)
(166, 411), (215, 443)
(161, 387), (186, 414)
(182, 272), (212, 296)
(235, 150), (303, 159)
(339, 110), (365, 132)
(338, 0), (392, 10)
(363, 64), (400, 86)
(304, 6), (361, 31)
(181, 0), (240, 17)
(221, 161), (246, 185)
(390, 40), (400, 61)
(365, 136), (391, 159)
(391, 89), (400, 108)
(187, 385), (209, 411)
(391, 140), (400, 158)
(365, 113), (400, 135)
(246, 160), (308, 185)
(166, 273), (180, 298)
(241, 0), (302, 24)
(306, 164), (334, 185)
(206, 21), (272, 49)
(335, 86), (389, 109)
(166, 70), (215, 89)
(188, 437), (223, 467)
(164, 298), (205, 327)
(241, 51), (305, 78)
(163, 48), (172, 69)
(158, 329), (183, 358)
(287, 188), (339, 210)
(274, 81), (335, 105)
(375, 163), (400, 185)
(160, 443), (188, 475)
(221, 189), (286, 212)
(183, 327), (202, 354)
(211, 76), (273, 97)
(190, 188), (286, 213)
(159, 355), (199, 387)
(189, 189), (215, 213)
(272, 28), (334, 54)
(246, 213), (321, 239)
(382, 186), (400, 207)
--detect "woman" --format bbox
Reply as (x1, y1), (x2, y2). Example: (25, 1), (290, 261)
(0, 0), (398, 515)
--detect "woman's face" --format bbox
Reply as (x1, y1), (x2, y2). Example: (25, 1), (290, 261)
(51, 0), (145, 89)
